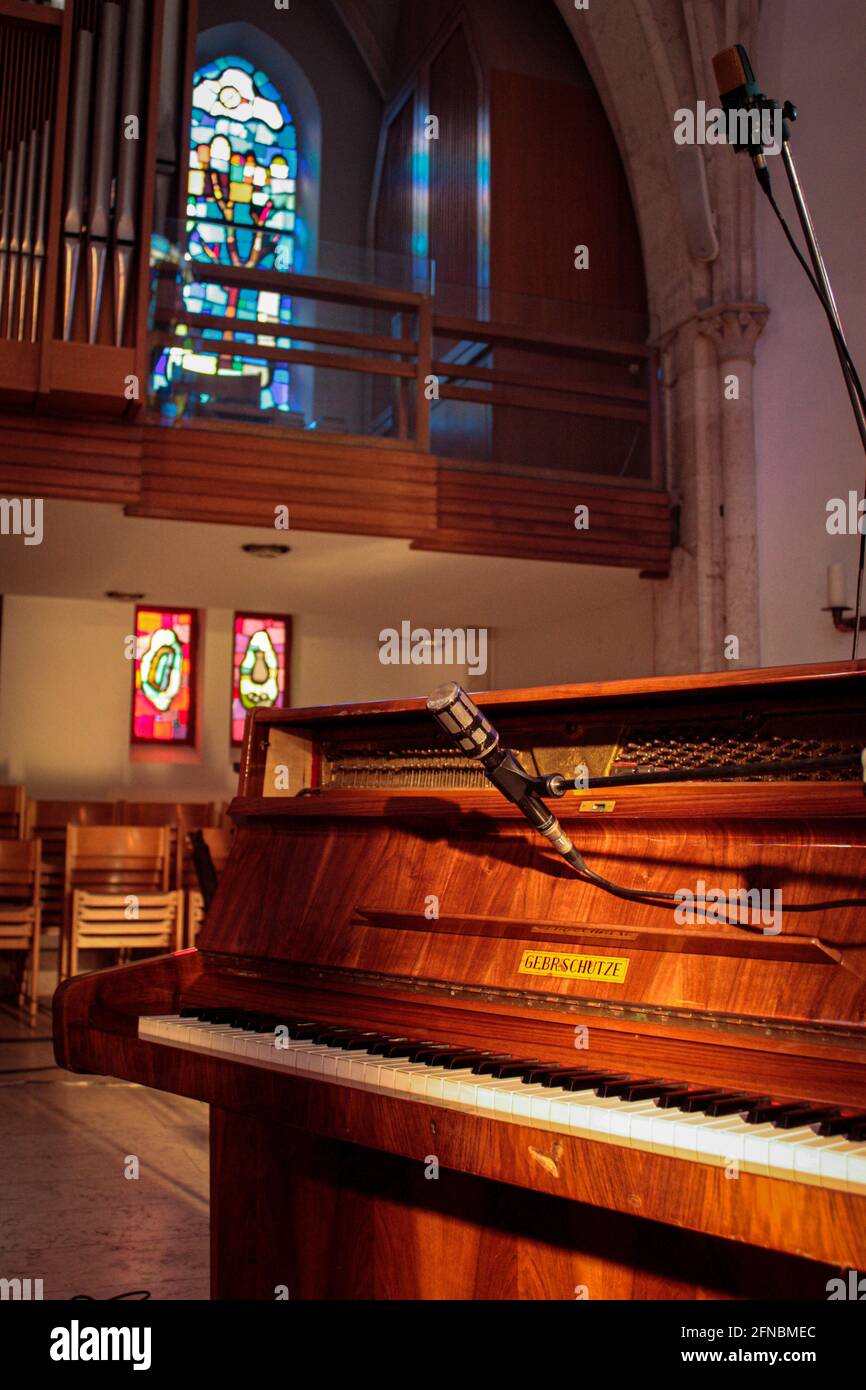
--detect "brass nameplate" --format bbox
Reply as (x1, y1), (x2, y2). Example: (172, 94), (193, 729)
(518, 949), (629, 983)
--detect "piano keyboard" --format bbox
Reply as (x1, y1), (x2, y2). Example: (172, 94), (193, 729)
(140, 1010), (866, 1195)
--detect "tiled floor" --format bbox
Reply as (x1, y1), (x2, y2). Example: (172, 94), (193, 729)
(0, 999), (209, 1300)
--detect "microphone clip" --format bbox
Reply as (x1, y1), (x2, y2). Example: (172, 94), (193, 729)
(485, 751), (568, 803)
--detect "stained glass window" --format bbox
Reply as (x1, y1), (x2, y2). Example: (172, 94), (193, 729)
(152, 56), (298, 413)
(231, 613), (290, 745)
(131, 607), (198, 746)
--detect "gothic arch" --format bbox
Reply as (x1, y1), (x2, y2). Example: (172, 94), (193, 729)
(555, 0), (766, 674)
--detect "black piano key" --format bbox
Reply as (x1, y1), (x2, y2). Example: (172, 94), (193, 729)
(654, 1088), (702, 1109)
(521, 1065), (580, 1085)
(676, 1089), (740, 1113)
(179, 1007), (200, 1018)
(703, 1093), (770, 1117)
(594, 1076), (665, 1099)
(284, 1021), (324, 1040)
(558, 1071), (631, 1092)
(442, 1051), (500, 1070)
(468, 1054), (513, 1073)
(475, 1059), (544, 1078)
(426, 1049), (482, 1068)
(744, 1100), (820, 1126)
(396, 1042), (444, 1062)
(534, 1067), (612, 1089)
(773, 1105), (840, 1130)
(613, 1080), (687, 1102)
(413, 1046), (472, 1065)
(368, 1038), (414, 1057)
(816, 1113), (866, 1136)
(308, 1025), (358, 1044)
(847, 1120), (866, 1142)
(328, 1031), (382, 1049)
(365, 1036), (407, 1055)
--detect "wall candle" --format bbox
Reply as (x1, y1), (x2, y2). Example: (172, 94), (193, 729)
(827, 563), (846, 610)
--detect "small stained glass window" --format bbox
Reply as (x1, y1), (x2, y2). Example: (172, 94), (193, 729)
(131, 607), (198, 746)
(231, 612), (290, 745)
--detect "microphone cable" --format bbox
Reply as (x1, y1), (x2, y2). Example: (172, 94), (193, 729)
(565, 847), (866, 926)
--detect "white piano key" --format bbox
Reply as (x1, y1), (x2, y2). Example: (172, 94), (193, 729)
(763, 1126), (820, 1177)
(792, 1134), (849, 1186)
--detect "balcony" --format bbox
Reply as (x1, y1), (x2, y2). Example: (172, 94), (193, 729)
(0, 233), (670, 575)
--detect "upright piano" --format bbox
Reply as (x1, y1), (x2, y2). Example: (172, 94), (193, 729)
(54, 661), (866, 1299)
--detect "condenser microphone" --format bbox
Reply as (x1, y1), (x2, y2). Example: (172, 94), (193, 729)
(712, 44), (776, 188)
(712, 44), (763, 114)
(427, 682), (581, 870)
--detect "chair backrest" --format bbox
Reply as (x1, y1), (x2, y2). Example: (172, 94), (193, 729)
(0, 785), (27, 839)
(65, 825), (172, 900)
(115, 802), (218, 887)
(115, 801), (218, 828)
(28, 801), (117, 929)
(0, 839), (40, 904)
(28, 800), (117, 833)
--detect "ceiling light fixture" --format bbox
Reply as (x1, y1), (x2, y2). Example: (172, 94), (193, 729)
(241, 543), (291, 559)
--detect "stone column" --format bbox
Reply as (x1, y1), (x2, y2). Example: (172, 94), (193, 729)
(697, 303), (768, 667)
(653, 317), (726, 675)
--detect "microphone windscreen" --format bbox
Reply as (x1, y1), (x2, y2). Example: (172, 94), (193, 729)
(427, 681), (461, 714)
(427, 682), (499, 759)
(712, 44), (753, 101)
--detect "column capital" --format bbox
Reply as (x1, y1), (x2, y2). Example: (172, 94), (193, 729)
(696, 302), (769, 364)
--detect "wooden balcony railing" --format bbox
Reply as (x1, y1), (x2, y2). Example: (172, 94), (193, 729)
(0, 259), (671, 575)
(150, 261), (661, 488)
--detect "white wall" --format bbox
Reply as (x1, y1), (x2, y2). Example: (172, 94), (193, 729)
(754, 0), (866, 665)
(0, 598), (237, 801)
(0, 568), (653, 800)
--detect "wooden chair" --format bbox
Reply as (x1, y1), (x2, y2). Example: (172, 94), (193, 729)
(27, 800), (116, 935)
(185, 827), (233, 946)
(116, 801), (219, 889)
(0, 840), (41, 1022)
(0, 785), (27, 839)
(62, 826), (182, 979)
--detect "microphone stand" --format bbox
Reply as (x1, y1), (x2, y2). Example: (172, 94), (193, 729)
(776, 105), (866, 458)
(745, 95), (866, 657)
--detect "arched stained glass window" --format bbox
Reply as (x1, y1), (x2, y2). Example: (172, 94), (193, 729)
(153, 55), (298, 414)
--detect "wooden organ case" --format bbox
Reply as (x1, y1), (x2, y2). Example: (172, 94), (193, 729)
(54, 661), (866, 1300)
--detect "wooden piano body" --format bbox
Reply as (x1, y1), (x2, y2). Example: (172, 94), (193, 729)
(54, 661), (866, 1299)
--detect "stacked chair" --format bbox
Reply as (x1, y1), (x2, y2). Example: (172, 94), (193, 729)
(0, 838), (41, 1022)
(26, 800), (116, 936)
(61, 825), (183, 980)
(0, 789), (231, 1004)
(0, 784), (27, 840)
